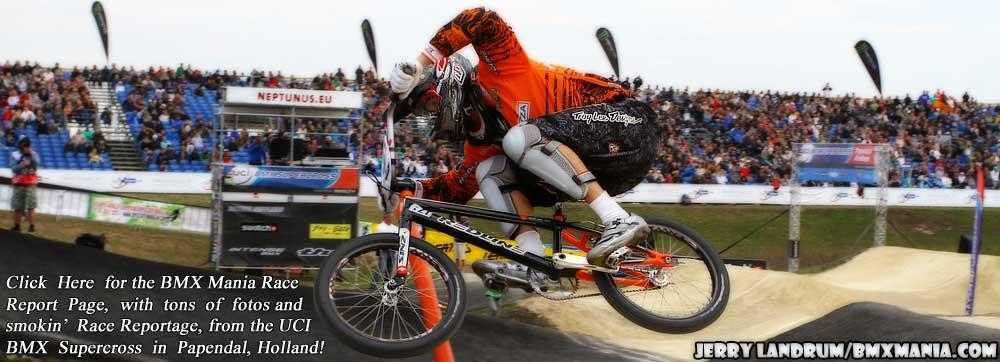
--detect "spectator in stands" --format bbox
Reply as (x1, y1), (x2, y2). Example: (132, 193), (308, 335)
(158, 143), (176, 171)
(100, 107), (111, 125)
(88, 146), (103, 166)
(92, 132), (108, 153)
(988, 165), (1000, 189)
(2, 129), (15, 147)
(245, 134), (267, 165)
(64, 131), (88, 154)
(9, 137), (39, 233)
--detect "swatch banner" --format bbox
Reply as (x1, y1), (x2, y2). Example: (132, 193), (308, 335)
(91, 1), (110, 60)
(222, 164), (359, 194)
(88, 195), (185, 230)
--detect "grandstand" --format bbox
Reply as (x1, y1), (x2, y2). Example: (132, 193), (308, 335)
(2, 61), (999, 190)
(116, 82), (217, 172)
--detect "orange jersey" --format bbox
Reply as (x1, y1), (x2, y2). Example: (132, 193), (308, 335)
(418, 7), (630, 204)
(426, 7), (630, 127)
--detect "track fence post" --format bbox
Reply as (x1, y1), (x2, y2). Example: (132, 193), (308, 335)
(788, 144), (801, 273)
(873, 145), (890, 247)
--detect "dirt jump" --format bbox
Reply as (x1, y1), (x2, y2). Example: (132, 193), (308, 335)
(514, 246), (1000, 360)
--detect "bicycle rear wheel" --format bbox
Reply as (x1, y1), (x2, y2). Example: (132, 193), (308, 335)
(314, 233), (467, 358)
(594, 216), (729, 333)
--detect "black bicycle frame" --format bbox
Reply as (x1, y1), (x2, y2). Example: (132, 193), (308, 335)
(395, 197), (601, 280)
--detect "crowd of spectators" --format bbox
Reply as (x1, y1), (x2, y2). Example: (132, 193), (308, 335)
(1, 61), (113, 167)
(1, 61), (99, 133)
(633, 86), (1000, 189)
(107, 62), (466, 176)
(14, 60), (997, 190)
(109, 63), (408, 171)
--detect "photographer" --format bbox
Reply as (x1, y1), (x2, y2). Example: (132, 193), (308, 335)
(10, 137), (39, 232)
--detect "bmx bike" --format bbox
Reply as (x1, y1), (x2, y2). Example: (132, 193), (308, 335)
(313, 99), (730, 359)
(314, 188), (730, 358)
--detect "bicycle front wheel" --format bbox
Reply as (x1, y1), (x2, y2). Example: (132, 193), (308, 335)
(594, 216), (730, 333)
(314, 233), (467, 358)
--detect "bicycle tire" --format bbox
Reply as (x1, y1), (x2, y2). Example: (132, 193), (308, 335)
(594, 216), (730, 333)
(313, 233), (467, 358)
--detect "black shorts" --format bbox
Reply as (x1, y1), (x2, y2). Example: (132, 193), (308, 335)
(520, 99), (661, 199)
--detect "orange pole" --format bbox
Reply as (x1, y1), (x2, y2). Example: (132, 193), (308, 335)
(396, 191), (455, 362)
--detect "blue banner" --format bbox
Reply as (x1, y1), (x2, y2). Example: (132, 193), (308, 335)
(798, 167), (878, 184)
(223, 165), (358, 192)
(797, 144), (880, 184)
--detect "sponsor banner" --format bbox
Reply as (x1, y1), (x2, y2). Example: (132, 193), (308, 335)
(223, 164), (359, 194)
(224, 86), (362, 109)
(0, 169), (211, 193)
(0, 184), (209, 233)
(220, 201), (358, 267)
(308, 223), (352, 239)
(0, 184), (91, 218)
(796, 143), (881, 183)
(614, 183), (999, 208)
(2, 168), (996, 208)
(88, 195), (196, 231)
(797, 143), (877, 167)
(798, 167), (878, 184)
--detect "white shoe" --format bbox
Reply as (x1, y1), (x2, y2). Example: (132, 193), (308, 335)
(587, 214), (650, 268)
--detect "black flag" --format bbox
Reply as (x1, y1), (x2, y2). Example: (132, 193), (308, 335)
(595, 27), (620, 79)
(854, 40), (881, 95)
(362, 19), (378, 73)
(91, 1), (110, 61)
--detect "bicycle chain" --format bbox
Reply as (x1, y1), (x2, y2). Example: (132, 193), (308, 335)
(535, 283), (661, 301)
(535, 266), (663, 301)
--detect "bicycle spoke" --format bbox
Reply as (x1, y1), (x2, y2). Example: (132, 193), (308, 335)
(614, 225), (717, 319)
(325, 243), (454, 342)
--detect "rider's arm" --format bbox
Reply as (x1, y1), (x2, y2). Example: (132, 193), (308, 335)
(416, 7), (529, 71)
(418, 142), (503, 204)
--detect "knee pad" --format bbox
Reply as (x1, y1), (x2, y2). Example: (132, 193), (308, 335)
(502, 123), (595, 200)
(476, 155), (520, 237)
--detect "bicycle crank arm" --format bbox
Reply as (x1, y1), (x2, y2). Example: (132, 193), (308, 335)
(552, 253), (618, 273)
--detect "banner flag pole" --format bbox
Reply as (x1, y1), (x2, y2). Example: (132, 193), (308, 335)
(964, 166), (985, 315)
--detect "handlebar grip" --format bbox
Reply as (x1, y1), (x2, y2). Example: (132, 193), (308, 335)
(391, 178), (417, 192)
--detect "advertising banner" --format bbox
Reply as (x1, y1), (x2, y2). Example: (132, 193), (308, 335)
(219, 201), (358, 267)
(0, 169), (212, 193)
(88, 195), (186, 230)
(222, 165), (359, 194)
(796, 143), (880, 184)
(224, 87), (362, 109)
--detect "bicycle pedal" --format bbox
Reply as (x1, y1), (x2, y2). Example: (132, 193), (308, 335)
(484, 288), (505, 301)
(552, 253), (617, 273)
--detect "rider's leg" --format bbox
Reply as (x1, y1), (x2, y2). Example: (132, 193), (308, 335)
(475, 155), (545, 256)
(501, 100), (660, 268)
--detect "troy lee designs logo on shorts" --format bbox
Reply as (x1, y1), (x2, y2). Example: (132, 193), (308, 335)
(571, 110), (643, 126)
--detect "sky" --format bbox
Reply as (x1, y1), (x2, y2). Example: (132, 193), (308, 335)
(1, 0), (997, 100)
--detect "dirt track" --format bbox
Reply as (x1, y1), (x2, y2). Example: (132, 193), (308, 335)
(515, 246), (1000, 360)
